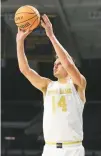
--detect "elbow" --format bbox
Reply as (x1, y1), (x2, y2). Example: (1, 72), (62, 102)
(65, 60), (74, 70)
(82, 76), (87, 89)
(19, 66), (29, 75)
(79, 76), (87, 89)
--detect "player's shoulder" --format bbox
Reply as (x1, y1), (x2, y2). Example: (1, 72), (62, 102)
(42, 78), (54, 93)
(42, 79), (57, 95)
(47, 79), (57, 88)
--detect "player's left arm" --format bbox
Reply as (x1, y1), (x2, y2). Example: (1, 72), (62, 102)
(51, 36), (86, 89)
(41, 14), (86, 89)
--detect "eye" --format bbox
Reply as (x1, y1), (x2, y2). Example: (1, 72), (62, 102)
(58, 62), (61, 66)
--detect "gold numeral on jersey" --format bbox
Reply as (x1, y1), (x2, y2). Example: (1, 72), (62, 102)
(58, 96), (67, 112)
(52, 96), (67, 113)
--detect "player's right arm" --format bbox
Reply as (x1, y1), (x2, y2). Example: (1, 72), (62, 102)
(16, 28), (51, 93)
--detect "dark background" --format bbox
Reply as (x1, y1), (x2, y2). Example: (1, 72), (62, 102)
(1, 0), (101, 156)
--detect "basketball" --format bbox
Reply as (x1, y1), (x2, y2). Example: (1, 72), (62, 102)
(14, 5), (40, 31)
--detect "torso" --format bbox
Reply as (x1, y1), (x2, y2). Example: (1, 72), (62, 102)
(43, 79), (85, 142)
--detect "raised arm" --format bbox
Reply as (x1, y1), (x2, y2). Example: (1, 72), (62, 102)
(16, 28), (51, 93)
(41, 14), (86, 90)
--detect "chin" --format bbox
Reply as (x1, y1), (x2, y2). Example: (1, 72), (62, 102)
(53, 72), (59, 78)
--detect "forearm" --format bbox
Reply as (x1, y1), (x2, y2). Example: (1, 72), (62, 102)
(17, 40), (29, 72)
(50, 35), (73, 65)
(16, 39), (51, 92)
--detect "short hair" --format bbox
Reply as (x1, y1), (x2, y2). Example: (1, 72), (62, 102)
(55, 54), (75, 64)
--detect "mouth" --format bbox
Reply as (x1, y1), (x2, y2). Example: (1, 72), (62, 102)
(54, 69), (58, 74)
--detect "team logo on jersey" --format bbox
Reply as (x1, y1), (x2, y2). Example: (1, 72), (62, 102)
(47, 88), (72, 95)
(60, 88), (72, 94)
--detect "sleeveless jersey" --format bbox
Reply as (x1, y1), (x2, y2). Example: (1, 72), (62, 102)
(43, 79), (84, 142)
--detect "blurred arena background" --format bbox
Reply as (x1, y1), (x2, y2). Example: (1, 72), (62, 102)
(1, 0), (101, 156)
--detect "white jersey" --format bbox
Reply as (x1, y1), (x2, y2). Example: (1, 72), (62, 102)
(43, 79), (84, 143)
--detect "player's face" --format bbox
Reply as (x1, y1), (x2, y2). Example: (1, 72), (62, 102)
(53, 59), (68, 78)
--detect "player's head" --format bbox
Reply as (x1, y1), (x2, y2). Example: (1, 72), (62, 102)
(53, 56), (68, 79)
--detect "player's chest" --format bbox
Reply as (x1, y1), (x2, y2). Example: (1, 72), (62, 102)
(44, 85), (73, 114)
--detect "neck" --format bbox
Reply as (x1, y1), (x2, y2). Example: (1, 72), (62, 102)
(58, 77), (70, 84)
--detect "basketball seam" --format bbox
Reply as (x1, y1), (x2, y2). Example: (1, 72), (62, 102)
(25, 5), (36, 14)
(15, 14), (37, 24)
(15, 12), (36, 15)
(29, 16), (38, 29)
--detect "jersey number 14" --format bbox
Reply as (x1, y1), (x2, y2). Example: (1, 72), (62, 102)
(52, 95), (67, 113)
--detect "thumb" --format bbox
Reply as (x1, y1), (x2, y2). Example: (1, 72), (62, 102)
(18, 28), (20, 33)
(24, 28), (32, 36)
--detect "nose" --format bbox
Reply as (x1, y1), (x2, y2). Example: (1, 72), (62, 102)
(54, 64), (58, 70)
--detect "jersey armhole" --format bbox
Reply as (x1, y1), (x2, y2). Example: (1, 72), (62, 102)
(70, 80), (85, 105)
(43, 81), (54, 96)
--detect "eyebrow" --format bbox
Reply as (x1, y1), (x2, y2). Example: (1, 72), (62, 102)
(54, 62), (61, 66)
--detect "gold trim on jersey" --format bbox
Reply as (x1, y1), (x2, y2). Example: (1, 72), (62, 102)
(46, 141), (82, 145)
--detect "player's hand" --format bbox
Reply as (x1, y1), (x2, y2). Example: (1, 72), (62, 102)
(16, 28), (32, 42)
(41, 14), (54, 38)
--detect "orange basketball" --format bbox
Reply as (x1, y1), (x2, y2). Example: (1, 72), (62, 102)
(14, 5), (40, 31)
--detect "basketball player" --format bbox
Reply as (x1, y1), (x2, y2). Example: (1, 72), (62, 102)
(16, 14), (86, 156)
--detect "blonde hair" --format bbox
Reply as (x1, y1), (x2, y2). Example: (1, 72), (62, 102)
(55, 55), (75, 64)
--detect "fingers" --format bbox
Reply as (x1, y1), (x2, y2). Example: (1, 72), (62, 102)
(43, 14), (50, 23)
(24, 28), (33, 37)
(18, 27), (24, 33)
(42, 14), (51, 24)
(41, 14), (52, 30)
(24, 28), (29, 34)
(17, 27), (32, 38)
(27, 29), (33, 36)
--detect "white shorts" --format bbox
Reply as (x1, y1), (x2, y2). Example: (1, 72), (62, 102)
(42, 143), (85, 156)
